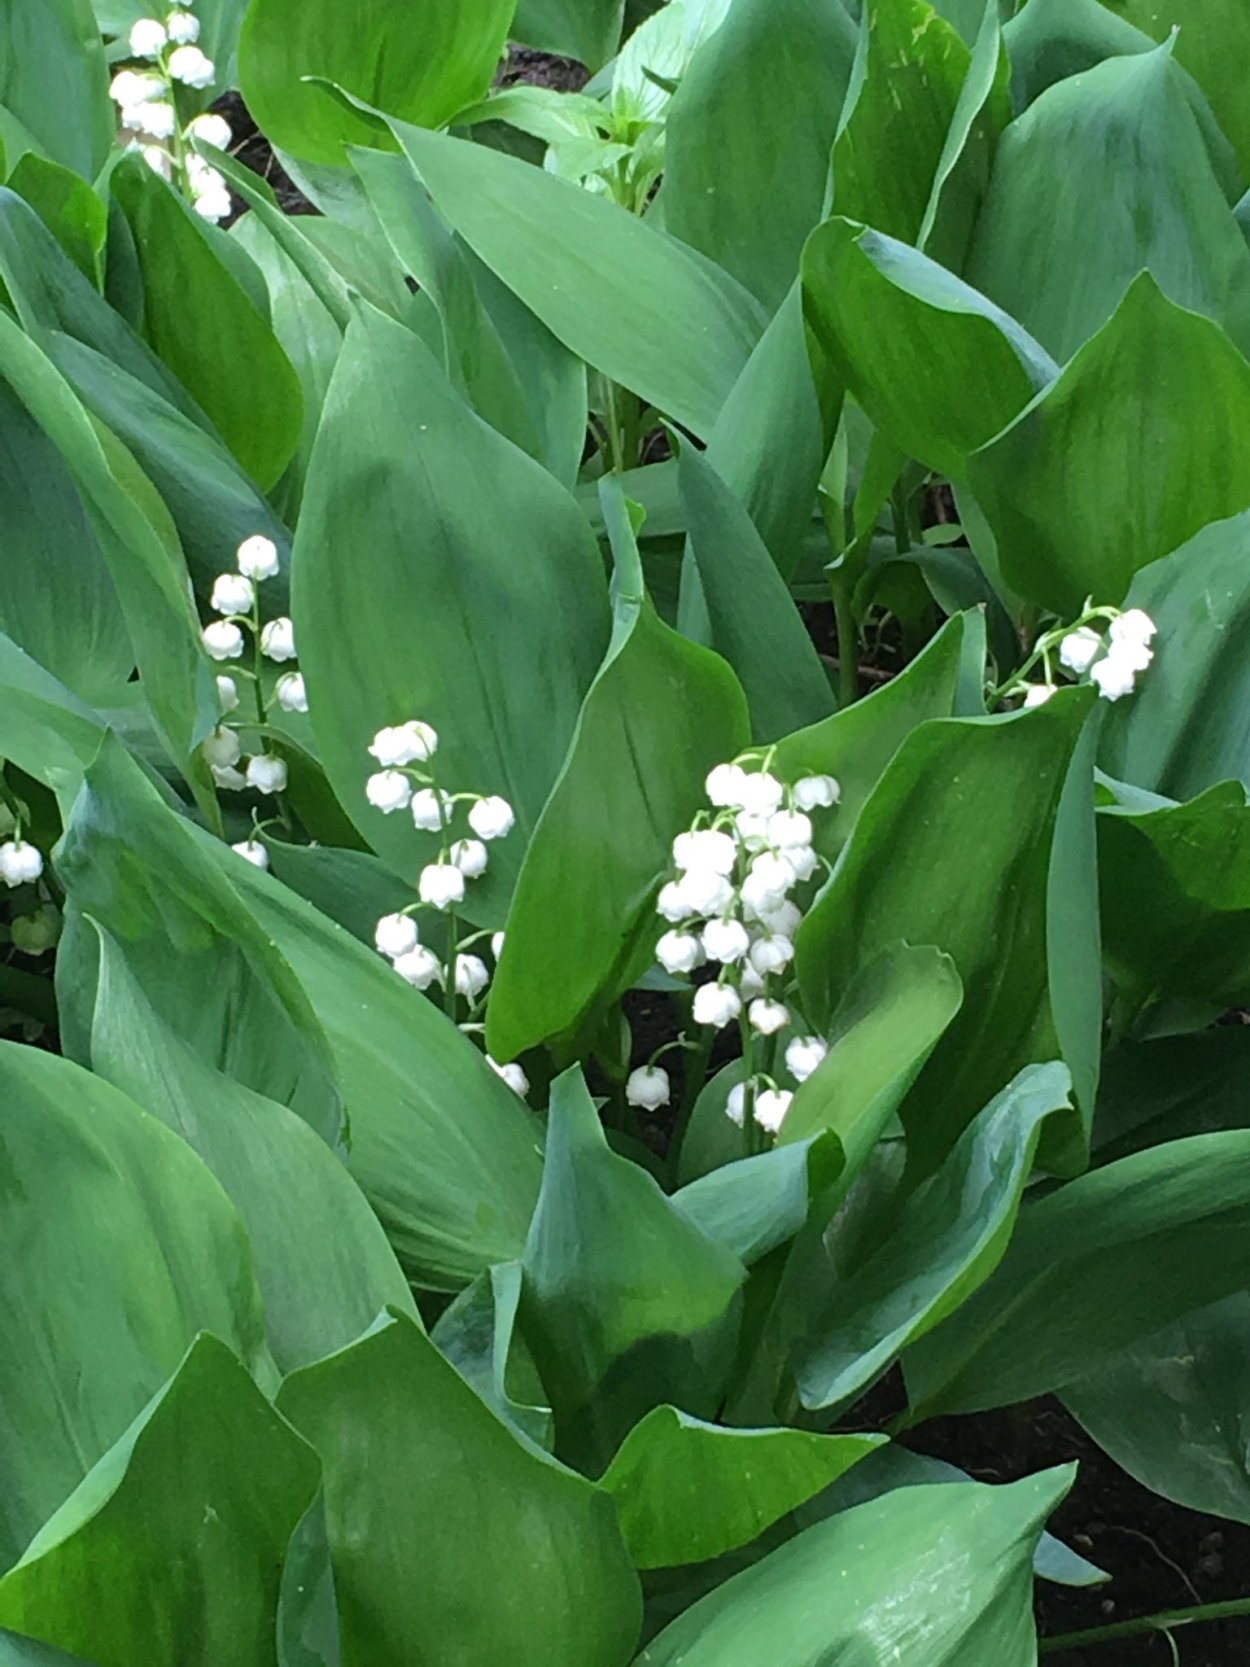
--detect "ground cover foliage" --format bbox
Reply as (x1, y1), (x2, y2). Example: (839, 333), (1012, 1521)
(2, 0), (1250, 1661)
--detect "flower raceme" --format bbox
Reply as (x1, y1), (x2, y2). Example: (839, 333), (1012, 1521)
(1012, 604), (1158, 708)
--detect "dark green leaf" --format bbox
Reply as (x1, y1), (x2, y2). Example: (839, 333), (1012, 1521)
(431, 1262), (553, 1450)
(7, 154), (105, 284)
(1002, 0), (1153, 112)
(511, 0), (623, 71)
(671, 1134), (843, 1266)
(1092, 1029), (1250, 1165)
(0, 0), (112, 178)
(0, 633), (108, 810)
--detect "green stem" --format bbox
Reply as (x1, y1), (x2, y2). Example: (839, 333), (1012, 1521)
(604, 379), (627, 475)
(830, 579), (859, 708)
(1040, 1598), (1250, 1654)
(738, 1004), (757, 1156)
(443, 909), (459, 1021)
(890, 482), (911, 555)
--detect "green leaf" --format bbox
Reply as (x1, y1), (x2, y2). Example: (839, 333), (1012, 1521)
(1001, 0), (1153, 112)
(0, 1630), (92, 1666)
(0, 633), (108, 810)
(511, 0), (624, 71)
(87, 926), (418, 1373)
(967, 273), (1250, 615)
(7, 154), (106, 284)
(522, 1067), (745, 1473)
(0, 0), (112, 178)
(794, 1063), (1071, 1413)
(601, 1406), (884, 1569)
(905, 1129), (1250, 1419)
(112, 156), (303, 491)
(662, 0), (857, 312)
(239, 0), (514, 166)
(832, 0), (971, 247)
(1064, 1294), (1250, 1526)
(485, 479), (749, 1061)
(802, 217), (1057, 480)
(797, 691), (1097, 1176)
(389, 123), (766, 438)
(278, 1310), (642, 1667)
(1092, 1028), (1250, 1165)
(1098, 511), (1250, 799)
(0, 1336), (318, 1667)
(0, 1044), (271, 1572)
(635, 1468), (1074, 1665)
(967, 43), (1250, 362)
(294, 301), (609, 918)
(430, 1261), (553, 1449)
(671, 1134), (843, 1265)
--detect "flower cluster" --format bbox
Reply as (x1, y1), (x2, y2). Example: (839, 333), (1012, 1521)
(200, 534), (298, 798)
(1014, 605), (1158, 708)
(109, 4), (232, 223)
(634, 753), (840, 1140)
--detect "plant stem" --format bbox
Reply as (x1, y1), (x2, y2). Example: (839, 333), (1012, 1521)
(443, 909), (459, 1021)
(1040, 1597), (1250, 1654)
(604, 378), (628, 475)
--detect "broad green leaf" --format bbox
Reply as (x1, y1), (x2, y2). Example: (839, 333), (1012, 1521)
(1092, 1028), (1250, 1165)
(0, 1631), (91, 1665)
(0, 1336), (317, 1667)
(294, 302), (609, 918)
(636, 1469), (1073, 1665)
(968, 273), (1250, 615)
(0, 376), (130, 705)
(278, 1311), (642, 1667)
(967, 43), (1250, 363)
(794, 1063), (1071, 1413)
(112, 157), (303, 491)
(672, 1134), (843, 1265)
(662, 0), (856, 312)
(262, 838), (418, 947)
(239, 0), (514, 166)
(0, 634), (107, 810)
(1002, 0), (1152, 111)
(7, 154), (106, 284)
(1099, 512), (1250, 799)
(431, 1262), (553, 1449)
(802, 217), (1057, 480)
(601, 1406), (883, 1569)
(1065, 1294), (1250, 1526)
(832, 0), (970, 246)
(485, 479), (748, 1061)
(88, 927), (418, 1372)
(511, 0), (624, 70)
(678, 445), (833, 741)
(1098, 780), (1250, 1012)
(918, 0), (1012, 272)
(0, 0), (112, 178)
(522, 1067), (745, 1472)
(905, 1129), (1250, 1419)
(390, 123), (766, 437)
(0, 1044), (270, 1572)
(797, 692), (1096, 1176)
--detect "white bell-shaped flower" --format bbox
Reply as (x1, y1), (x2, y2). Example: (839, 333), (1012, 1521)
(740, 852), (795, 916)
(793, 774), (839, 811)
(0, 840), (43, 886)
(128, 18), (167, 58)
(672, 828), (736, 876)
(210, 571), (253, 615)
(365, 771), (413, 813)
(734, 809), (772, 848)
(216, 674), (240, 712)
(754, 1088), (793, 1134)
(488, 1057), (529, 1095)
(211, 765), (246, 791)
(450, 838), (488, 878)
(410, 788), (451, 831)
(419, 862), (465, 910)
(657, 880), (695, 922)
(166, 9), (199, 43)
(748, 997), (790, 1036)
(1058, 626), (1101, 674)
(656, 929), (702, 974)
(246, 754), (287, 795)
(749, 897), (802, 936)
(168, 43), (214, 86)
(677, 866), (733, 917)
(785, 845), (819, 883)
(202, 725), (241, 768)
(141, 145), (171, 179)
(626, 1066), (670, 1111)
(702, 916), (749, 964)
(260, 617), (296, 662)
(748, 931), (793, 975)
(236, 534), (280, 580)
(230, 839), (268, 869)
(128, 100), (177, 138)
(736, 772), (784, 816)
(187, 112), (231, 148)
(275, 672), (308, 713)
(110, 69), (160, 105)
(1111, 608), (1156, 650)
(785, 1034), (827, 1083)
(374, 913), (419, 959)
(739, 963), (765, 1000)
(202, 620), (244, 660)
(192, 180), (232, 223)
(725, 1081), (748, 1127)
(706, 762), (749, 806)
(394, 945), (441, 990)
(1090, 654), (1137, 701)
(693, 982), (741, 1029)
(1023, 685), (1055, 709)
(455, 955), (490, 999)
(468, 795), (515, 841)
(767, 810), (812, 849)
(369, 721), (437, 766)
(491, 931), (506, 960)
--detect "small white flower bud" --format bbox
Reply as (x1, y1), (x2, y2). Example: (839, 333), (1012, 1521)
(230, 839), (268, 869)
(702, 916), (750, 964)
(211, 765), (247, 791)
(786, 1035), (828, 1083)
(672, 828), (736, 875)
(706, 763), (750, 806)
(129, 100), (176, 138)
(693, 982), (742, 1029)
(202, 619), (244, 660)
(455, 954), (490, 998)
(141, 144), (171, 178)
(260, 617), (296, 662)
(488, 1057), (529, 1095)
(187, 112), (231, 148)
(749, 997), (790, 1036)
(365, 771), (413, 813)
(128, 18), (167, 58)
(1023, 685), (1055, 709)
(626, 1066), (670, 1111)
(419, 862), (465, 910)
(450, 838), (488, 878)
(191, 181), (232, 225)
(0, 840), (44, 886)
(394, 945), (441, 989)
(748, 932), (793, 975)
(657, 880), (696, 922)
(656, 929), (702, 974)
(166, 9), (199, 43)
(374, 913), (418, 959)
(369, 721), (437, 766)
(491, 931), (505, 959)
(210, 571), (253, 615)
(677, 866), (734, 917)
(468, 795), (516, 841)
(410, 788), (451, 831)
(216, 675), (240, 712)
(1058, 627), (1101, 675)
(754, 1088), (793, 1134)
(785, 845), (819, 883)
(275, 672), (308, 713)
(201, 725), (241, 767)
(737, 771), (784, 815)
(767, 810), (812, 849)
(168, 43), (214, 87)
(246, 754), (287, 795)
(725, 1081), (747, 1127)
(793, 774), (840, 811)
(236, 534), (280, 580)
